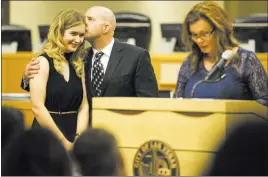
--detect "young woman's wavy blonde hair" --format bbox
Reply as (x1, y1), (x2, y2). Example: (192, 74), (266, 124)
(181, 2), (239, 73)
(40, 9), (87, 78)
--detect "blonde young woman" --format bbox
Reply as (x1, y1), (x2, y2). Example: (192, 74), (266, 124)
(174, 2), (268, 106)
(29, 9), (89, 150)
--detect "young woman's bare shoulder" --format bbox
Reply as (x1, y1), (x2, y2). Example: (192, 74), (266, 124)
(37, 56), (50, 71)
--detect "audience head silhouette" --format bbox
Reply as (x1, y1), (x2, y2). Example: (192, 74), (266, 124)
(2, 127), (72, 176)
(1, 106), (25, 154)
(72, 128), (125, 175)
(203, 121), (268, 175)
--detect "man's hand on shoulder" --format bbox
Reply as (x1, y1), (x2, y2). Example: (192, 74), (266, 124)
(23, 58), (40, 80)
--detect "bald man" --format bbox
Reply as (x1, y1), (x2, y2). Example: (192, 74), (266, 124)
(21, 6), (158, 98)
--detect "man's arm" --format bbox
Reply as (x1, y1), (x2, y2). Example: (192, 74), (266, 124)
(21, 78), (30, 91)
(20, 58), (40, 92)
(135, 50), (159, 97)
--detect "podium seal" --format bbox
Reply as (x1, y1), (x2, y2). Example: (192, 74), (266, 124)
(133, 140), (180, 176)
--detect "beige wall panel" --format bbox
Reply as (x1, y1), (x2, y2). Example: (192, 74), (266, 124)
(10, 1), (223, 53)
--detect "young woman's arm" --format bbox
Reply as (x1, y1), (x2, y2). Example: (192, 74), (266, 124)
(76, 70), (89, 140)
(30, 56), (72, 150)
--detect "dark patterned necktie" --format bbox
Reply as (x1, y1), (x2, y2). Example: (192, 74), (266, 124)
(92, 52), (104, 97)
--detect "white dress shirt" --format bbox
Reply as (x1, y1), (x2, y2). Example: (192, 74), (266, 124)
(91, 38), (115, 80)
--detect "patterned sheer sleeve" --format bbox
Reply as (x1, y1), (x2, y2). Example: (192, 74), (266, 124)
(243, 51), (268, 106)
(173, 56), (192, 98)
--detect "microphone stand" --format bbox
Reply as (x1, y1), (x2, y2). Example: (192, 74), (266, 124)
(190, 73), (226, 98)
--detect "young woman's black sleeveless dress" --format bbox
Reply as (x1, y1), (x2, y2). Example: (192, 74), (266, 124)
(32, 53), (83, 142)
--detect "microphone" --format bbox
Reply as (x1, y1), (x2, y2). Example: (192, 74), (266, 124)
(190, 50), (236, 98)
(204, 50), (234, 81)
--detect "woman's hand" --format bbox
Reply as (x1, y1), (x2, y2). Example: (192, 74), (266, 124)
(63, 139), (73, 151)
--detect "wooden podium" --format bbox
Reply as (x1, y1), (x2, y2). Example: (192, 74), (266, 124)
(92, 98), (267, 176)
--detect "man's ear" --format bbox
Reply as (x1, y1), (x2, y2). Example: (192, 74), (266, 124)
(103, 23), (111, 34)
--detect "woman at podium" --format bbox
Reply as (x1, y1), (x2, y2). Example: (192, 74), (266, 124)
(173, 1), (267, 106)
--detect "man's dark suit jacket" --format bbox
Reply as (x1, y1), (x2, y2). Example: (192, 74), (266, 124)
(84, 39), (158, 101)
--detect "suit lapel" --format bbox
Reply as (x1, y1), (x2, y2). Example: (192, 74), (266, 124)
(101, 39), (123, 96)
(84, 47), (95, 97)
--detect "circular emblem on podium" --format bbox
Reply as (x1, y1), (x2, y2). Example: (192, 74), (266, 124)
(133, 140), (180, 176)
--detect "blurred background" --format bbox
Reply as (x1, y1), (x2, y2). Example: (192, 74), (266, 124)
(2, 1), (268, 53)
(1, 0), (267, 96)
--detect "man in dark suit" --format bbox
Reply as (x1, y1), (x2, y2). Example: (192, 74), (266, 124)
(21, 6), (158, 100)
